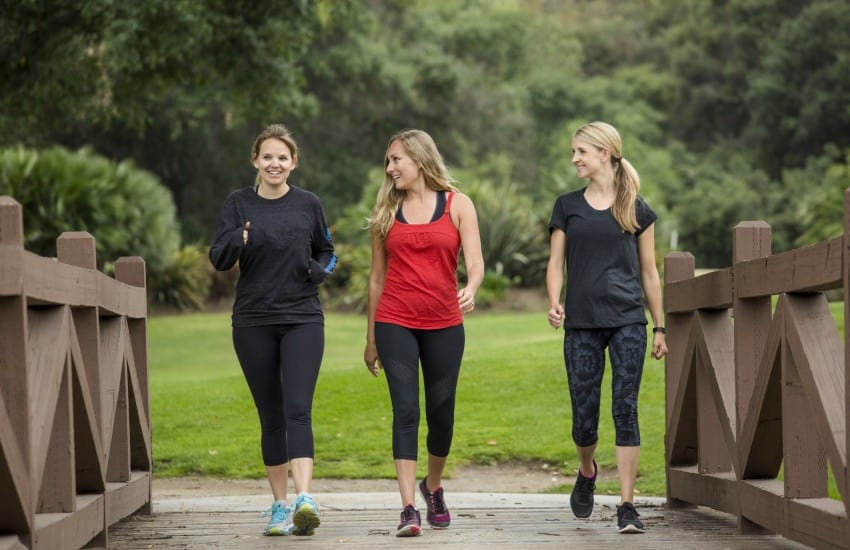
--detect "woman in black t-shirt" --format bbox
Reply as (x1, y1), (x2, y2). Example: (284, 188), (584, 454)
(546, 121), (667, 535)
(209, 124), (336, 538)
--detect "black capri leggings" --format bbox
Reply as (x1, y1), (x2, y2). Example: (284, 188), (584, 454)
(375, 322), (465, 460)
(563, 324), (646, 447)
(232, 323), (324, 466)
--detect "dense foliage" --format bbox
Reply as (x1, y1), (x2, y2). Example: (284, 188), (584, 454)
(3, 0), (850, 307)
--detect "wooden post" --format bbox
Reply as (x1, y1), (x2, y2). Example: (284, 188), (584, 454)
(731, 222), (773, 534)
(731, 222), (771, 442)
(57, 232), (104, 492)
(0, 197), (32, 534)
(113, 256), (150, 515)
(841, 189), (850, 520)
(664, 252), (694, 508)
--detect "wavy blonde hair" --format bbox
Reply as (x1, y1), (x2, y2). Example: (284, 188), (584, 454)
(368, 129), (458, 238)
(574, 121), (641, 233)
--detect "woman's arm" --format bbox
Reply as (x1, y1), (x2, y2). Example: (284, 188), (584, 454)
(208, 196), (245, 271)
(364, 228), (387, 376)
(637, 224), (667, 359)
(546, 229), (566, 328)
(451, 193), (485, 313)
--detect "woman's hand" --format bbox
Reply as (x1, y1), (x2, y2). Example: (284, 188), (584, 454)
(242, 221), (251, 245)
(547, 304), (565, 329)
(457, 287), (476, 313)
(651, 332), (668, 360)
(364, 344), (382, 377)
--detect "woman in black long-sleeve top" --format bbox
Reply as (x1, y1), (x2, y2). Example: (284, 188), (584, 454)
(209, 123), (336, 538)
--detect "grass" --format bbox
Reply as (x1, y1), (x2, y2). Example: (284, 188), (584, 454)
(149, 307), (842, 499)
(149, 311), (665, 496)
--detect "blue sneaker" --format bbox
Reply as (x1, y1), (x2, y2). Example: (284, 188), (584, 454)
(292, 492), (321, 536)
(262, 500), (293, 536)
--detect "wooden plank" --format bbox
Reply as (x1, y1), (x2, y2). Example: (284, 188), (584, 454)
(845, 189), (850, 519)
(26, 307), (69, 503)
(0, 383), (30, 533)
(696, 311), (737, 474)
(108, 501), (810, 549)
(0, 536), (25, 550)
(32, 494), (104, 550)
(104, 473), (151, 525)
(736, 237), (843, 297)
(0, 197), (24, 247)
(738, 299), (784, 479)
(664, 268), (733, 313)
(739, 480), (785, 533)
(96, 272), (147, 320)
(0, 248), (24, 296)
(783, 294), (846, 496)
(667, 467), (738, 515)
(69, 316), (106, 493)
(0, 295), (31, 533)
(783, 497), (848, 550)
(124, 331), (152, 472)
(36, 358), (75, 514)
(0, 248), (145, 317)
(666, 322), (698, 466)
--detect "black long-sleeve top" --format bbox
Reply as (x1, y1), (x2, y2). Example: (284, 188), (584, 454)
(209, 185), (337, 327)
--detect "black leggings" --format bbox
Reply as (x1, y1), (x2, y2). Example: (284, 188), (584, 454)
(563, 324), (646, 447)
(232, 323), (324, 466)
(375, 322), (465, 460)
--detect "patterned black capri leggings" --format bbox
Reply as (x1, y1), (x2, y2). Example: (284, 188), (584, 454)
(563, 324), (646, 447)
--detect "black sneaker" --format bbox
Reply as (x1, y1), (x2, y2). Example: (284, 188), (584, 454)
(569, 460), (596, 518)
(396, 504), (422, 537)
(616, 502), (645, 533)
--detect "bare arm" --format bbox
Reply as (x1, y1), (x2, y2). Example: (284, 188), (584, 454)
(546, 229), (566, 329)
(451, 193), (485, 313)
(364, 228), (387, 376)
(637, 224), (667, 359)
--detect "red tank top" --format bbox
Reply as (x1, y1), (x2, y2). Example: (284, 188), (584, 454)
(375, 192), (463, 329)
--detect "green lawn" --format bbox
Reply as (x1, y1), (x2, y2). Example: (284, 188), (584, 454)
(149, 306), (842, 499)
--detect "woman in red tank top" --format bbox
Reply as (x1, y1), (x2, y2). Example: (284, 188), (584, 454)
(364, 129), (484, 537)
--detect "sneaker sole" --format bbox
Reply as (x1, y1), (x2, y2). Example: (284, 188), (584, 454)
(618, 524), (645, 534)
(570, 502), (593, 519)
(293, 505), (320, 536)
(264, 525), (293, 536)
(397, 525), (422, 537)
(426, 519), (450, 529)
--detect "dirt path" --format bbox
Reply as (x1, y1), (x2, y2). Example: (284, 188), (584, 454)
(152, 461), (606, 498)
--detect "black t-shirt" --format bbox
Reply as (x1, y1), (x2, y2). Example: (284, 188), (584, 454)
(548, 187), (657, 329)
(209, 185), (336, 327)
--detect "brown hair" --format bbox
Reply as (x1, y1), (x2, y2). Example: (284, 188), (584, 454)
(251, 123), (299, 164)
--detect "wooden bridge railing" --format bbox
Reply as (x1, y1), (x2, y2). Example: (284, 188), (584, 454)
(0, 196), (151, 549)
(664, 191), (849, 549)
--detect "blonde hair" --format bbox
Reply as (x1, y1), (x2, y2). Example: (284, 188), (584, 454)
(251, 124), (299, 186)
(368, 129), (458, 238)
(574, 121), (641, 233)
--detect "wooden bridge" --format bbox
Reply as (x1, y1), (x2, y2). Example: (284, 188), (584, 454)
(1, 190), (848, 548)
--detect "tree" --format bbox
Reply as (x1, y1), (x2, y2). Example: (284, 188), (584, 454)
(746, 0), (850, 174)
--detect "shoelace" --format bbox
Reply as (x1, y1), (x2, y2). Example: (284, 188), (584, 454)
(428, 488), (447, 514)
(263, 503), (287, 522)
(402, 505), (418, 522)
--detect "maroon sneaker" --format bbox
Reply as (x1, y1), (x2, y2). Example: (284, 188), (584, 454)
(419, 477), (451, 528)
(396, 504), (422, 537)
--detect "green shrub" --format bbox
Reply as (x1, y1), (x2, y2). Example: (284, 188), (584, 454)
(0, 145), (180, 272)
(148, 244), (212, 311)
